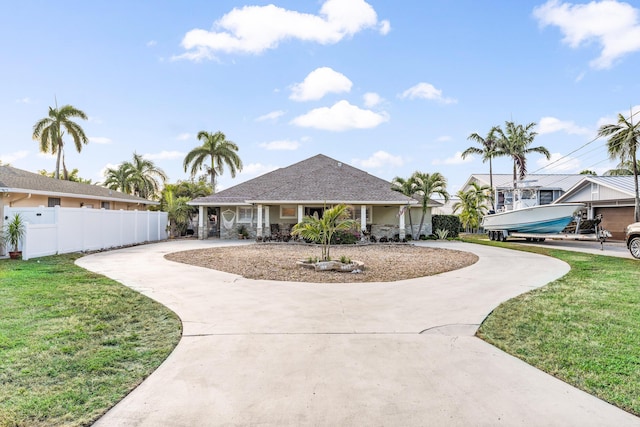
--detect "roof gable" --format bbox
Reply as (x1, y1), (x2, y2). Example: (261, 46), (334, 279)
(190, 154), (415, 205)
(0, 165), (157, 205)
(556, 176), (638, 203)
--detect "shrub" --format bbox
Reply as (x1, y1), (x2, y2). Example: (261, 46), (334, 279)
(432, 215), (460, 238)
(330, 230), (359, 245)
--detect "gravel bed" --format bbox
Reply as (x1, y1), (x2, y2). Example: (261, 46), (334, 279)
(165, 243), (478, 283)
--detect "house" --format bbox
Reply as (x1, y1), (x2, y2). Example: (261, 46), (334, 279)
(462, 173), (587, 211)
(0, 164), (158, 211)
(1, 165), (164, 258)
(188, 154), (442, 240)
(555, 176), (638, 240)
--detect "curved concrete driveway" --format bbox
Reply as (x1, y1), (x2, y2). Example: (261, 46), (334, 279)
(77, 240), (640, 426)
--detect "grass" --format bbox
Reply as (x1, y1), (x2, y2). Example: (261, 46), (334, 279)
(0, 253), (182, 427)
(462, 234), (640, 416)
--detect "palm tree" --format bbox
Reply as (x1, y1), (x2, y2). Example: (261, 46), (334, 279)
(183, 131), (243, 193)
(32, 104), (88, 179)
(494, 121), (550, 186)
(462, 127), (502, 209)
(102, 163), (135, 194)
(603, 160), (640, 176)
(128, 153), (168, 199)
(452, 182), (490, 232)
(163, 187), (192, 237)
(410, 171), (449, 239)
(291, 204), (356, 261)
(598, 112), (640, 222)
(391, 175), (416, 236)
(580, 169), (598, 175)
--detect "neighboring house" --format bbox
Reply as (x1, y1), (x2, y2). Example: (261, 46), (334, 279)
(188, 154), (442, 240)
(462, 173), (587, 211)
(555, 176), (638, 240)
(1, 165), (157, 211)
(1, 165), (163, 258)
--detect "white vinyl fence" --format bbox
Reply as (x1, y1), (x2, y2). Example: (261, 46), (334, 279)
(3, 206), (168, 260)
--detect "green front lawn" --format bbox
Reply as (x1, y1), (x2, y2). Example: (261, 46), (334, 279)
(0, 254), (182, 427)
(463, 235), (640, 416)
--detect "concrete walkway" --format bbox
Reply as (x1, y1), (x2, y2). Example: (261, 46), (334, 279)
(77, 240), (640, 426)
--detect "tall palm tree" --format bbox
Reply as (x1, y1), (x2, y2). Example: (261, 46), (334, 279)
(32, 104), (88, 179)
(129, 153), (168, 199)
(102, 163), (135, 194)
(463, 127), (502, 209)
(411, 171), (450, 239)
(598, 111), (640, 222)
(183, 131), (243, 193)
(494, 121), (550, 186)
(391, 175), (416, 236)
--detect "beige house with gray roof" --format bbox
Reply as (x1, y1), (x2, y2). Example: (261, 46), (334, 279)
(1, 165), (163, 258)
(0, 165), (157, 211)
(189, 154), (441, 240)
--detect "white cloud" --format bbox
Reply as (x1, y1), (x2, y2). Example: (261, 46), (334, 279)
(399, 82), (457, 104)
(87, 116), (103, 124)
(259, 139), (300, 150)
(533, 0), (640, 69)
(256, 110), (286, 121)
(379, 19), (391, 35)
(237, 162), (278, 179)
(15, 97), (32, 104)
(432, 151), (473, 165)
(89, 136), (112, 144)
(537, 116), (591, 135)
(176, 133), (193, 141)
(0, 150), (29, 164)
(352, 150), (404, 168)
(536, 152), (581, 172)
(436, 135), (453, 142)
(146, 40), (157, 47)
(174, 0), (386, 61)
(290, 100), (389, 131)
(363, 92), (382, 107)
(143, 150), (185, 160)
(290, 67), (352, 101)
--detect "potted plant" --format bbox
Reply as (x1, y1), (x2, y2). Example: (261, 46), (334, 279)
(237, 224), (249, 239)
(1, 213), (27, 260)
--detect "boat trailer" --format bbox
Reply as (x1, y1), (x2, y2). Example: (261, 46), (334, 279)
(487, 214), (611, 249)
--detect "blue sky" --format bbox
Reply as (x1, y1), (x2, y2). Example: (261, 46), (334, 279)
(1, 0), (640, 194)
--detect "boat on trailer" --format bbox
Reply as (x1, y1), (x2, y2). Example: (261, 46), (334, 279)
(481, 181), (608, 243)
(482, 203), (585, 234)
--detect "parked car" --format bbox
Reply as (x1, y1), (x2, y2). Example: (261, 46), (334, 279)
(626, 222), (640, 259)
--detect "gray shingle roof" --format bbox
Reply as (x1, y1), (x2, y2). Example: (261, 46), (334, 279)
(190, 154), (417, 206)
(0, 165), (158, 205)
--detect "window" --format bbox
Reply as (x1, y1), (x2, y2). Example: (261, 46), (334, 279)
(101, 201), (110, 210)
(48, 197), (61, 207)
(280, 205), (297, 219)
(237, 207), (253, 223)
(539, 190), (553, 205)
(304, 206), (324, 218)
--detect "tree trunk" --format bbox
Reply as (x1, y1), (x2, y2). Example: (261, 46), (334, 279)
(633, 149), (640, 222)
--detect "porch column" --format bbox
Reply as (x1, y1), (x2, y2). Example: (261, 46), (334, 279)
(398, 206), (406, 239)
(298, 205), (304, 223)
(360, 205), (367, 232)
(264, 206), (270, 236)
(257, 204), (263, 238)
(198, 205), (205, 240)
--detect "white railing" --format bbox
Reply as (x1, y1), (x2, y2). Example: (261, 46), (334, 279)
(3, 206), (168, 260)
